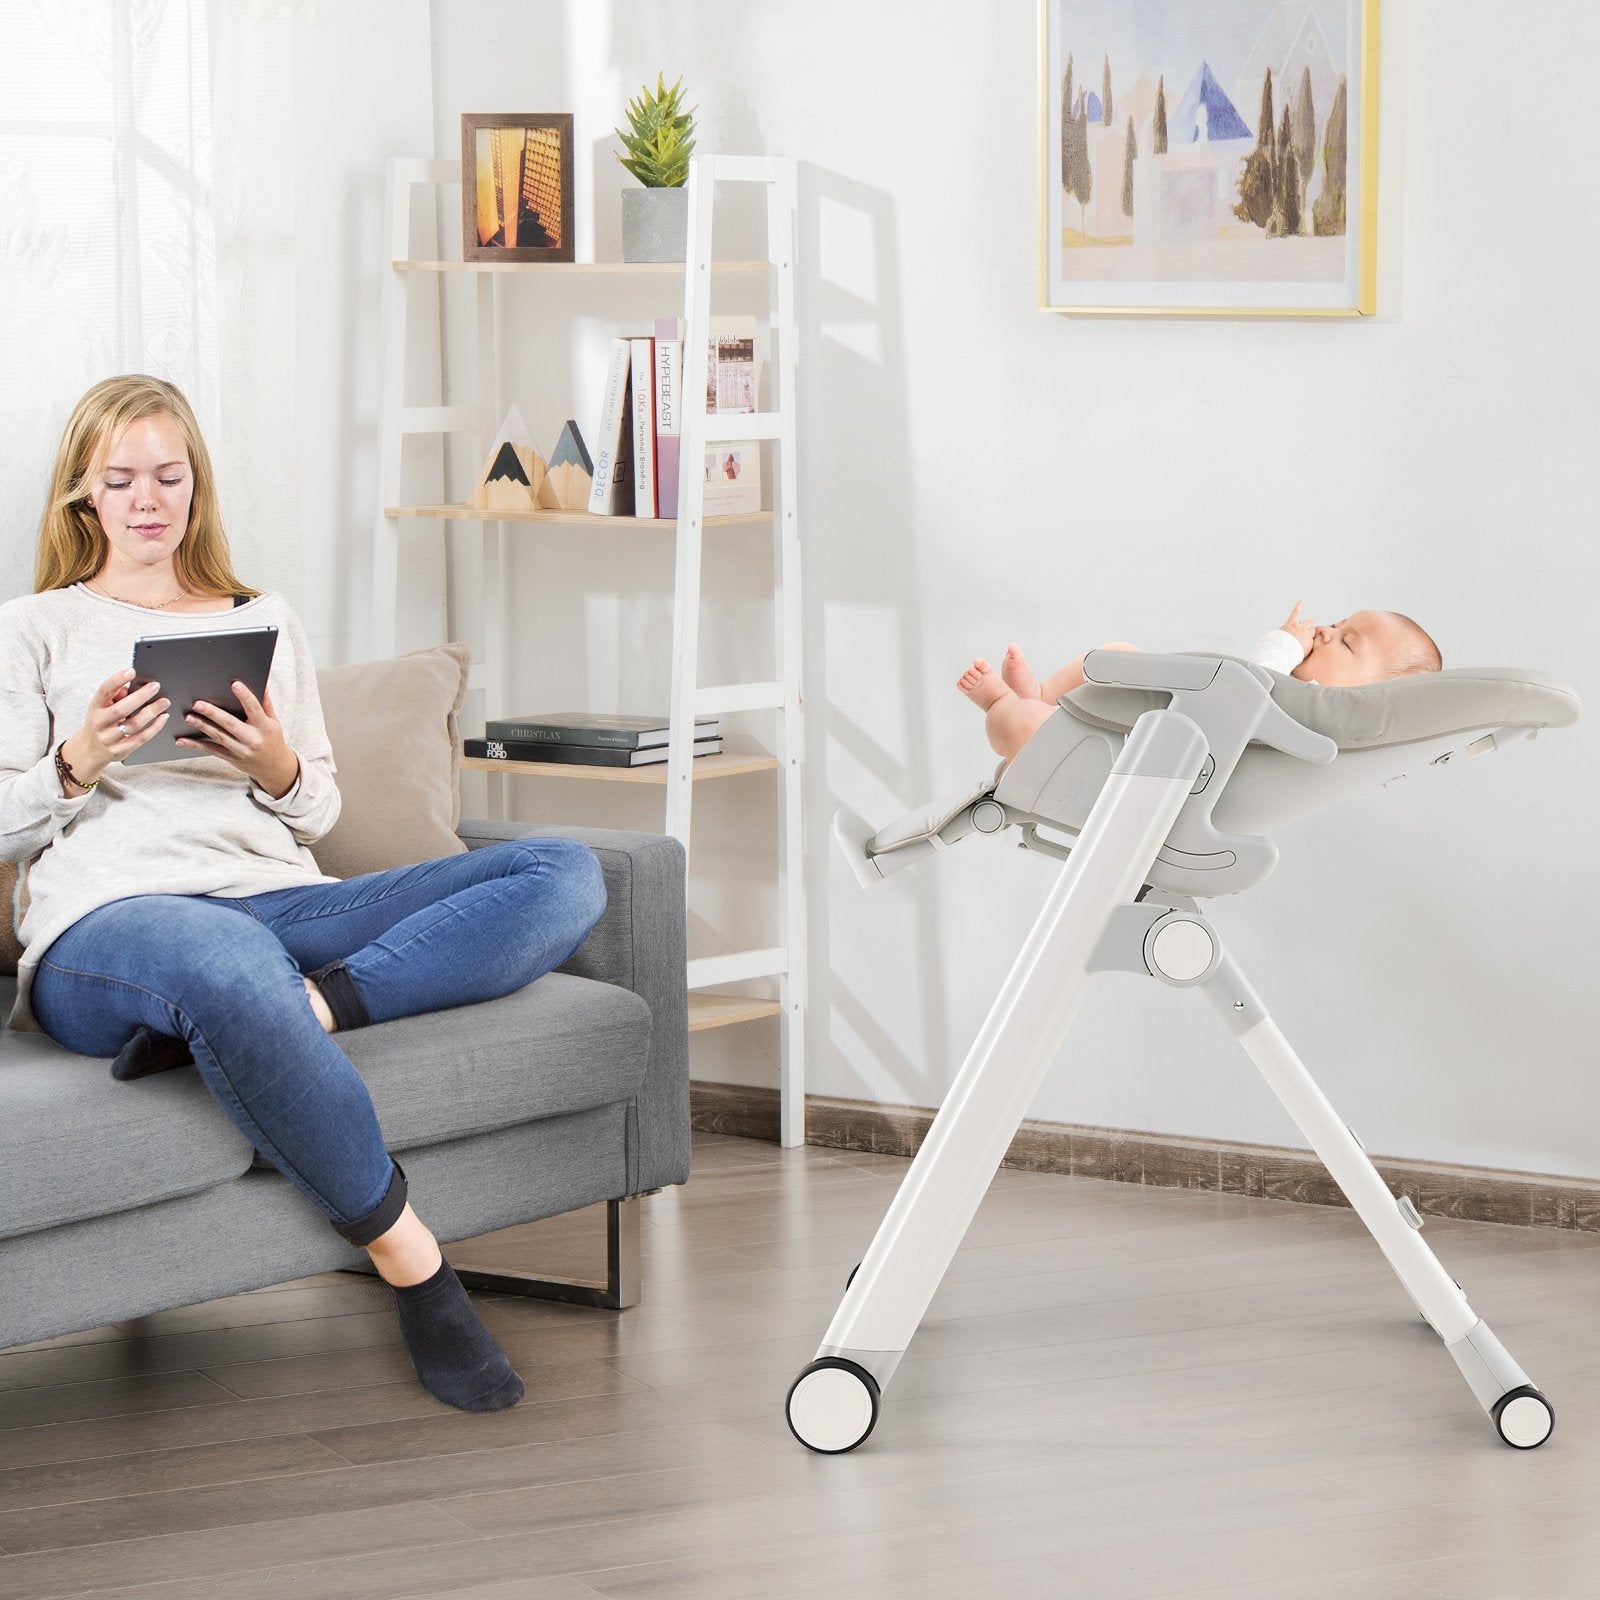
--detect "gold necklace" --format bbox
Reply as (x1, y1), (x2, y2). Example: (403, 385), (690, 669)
(88, 579), (192, 611)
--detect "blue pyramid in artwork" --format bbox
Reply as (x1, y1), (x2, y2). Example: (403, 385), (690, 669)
(1172, 62), (1251, 144)
(1084, 90), (1103, 122)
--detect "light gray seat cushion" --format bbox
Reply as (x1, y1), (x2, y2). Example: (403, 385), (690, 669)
(0, 970), (650, 1243)
(0, 1008), (255, 1242)
(1067, 661), (1581, 752)
(343, 972), (650, 1151)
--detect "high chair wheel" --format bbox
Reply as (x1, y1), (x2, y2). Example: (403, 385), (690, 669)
(1492, 1387), (1554, 1450)
(786, 1358), (880, 1454)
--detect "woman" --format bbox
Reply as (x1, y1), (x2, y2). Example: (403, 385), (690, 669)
(0, 375), (607, 1411)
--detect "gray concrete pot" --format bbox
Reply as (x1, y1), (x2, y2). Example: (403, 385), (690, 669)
(621, 186), (689, 263)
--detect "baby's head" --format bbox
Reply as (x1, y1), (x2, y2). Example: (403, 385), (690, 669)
(1292, 610), (1442, 688)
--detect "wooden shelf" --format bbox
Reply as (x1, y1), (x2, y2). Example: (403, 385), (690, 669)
(386, 504), (772, 527)
(463, 752), (778, 784)
(394, 260), (770, 274)
(688, 994), (782, 1033)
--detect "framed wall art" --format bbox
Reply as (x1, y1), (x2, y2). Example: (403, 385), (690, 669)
(1038, 0), (1379, 316)
(461, 112), (575, 263)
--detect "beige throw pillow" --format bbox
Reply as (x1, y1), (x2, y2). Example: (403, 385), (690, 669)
(311, 642), (471, 879)
(0, 861), (21, 978)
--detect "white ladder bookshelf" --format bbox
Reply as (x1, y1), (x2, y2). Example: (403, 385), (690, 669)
(372, 154), (808, 1146)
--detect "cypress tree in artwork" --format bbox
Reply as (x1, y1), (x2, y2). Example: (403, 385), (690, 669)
(1063, 105), (1093, 227)
(1122, 116), (1137, 216)
(1291, 69), (1316, 177)
(1291, 66), (1317, 230)
(1102, 55), (1113, 125)
(1060, 56), (1074, 194)
(1154, 75), (1168, 154)
(1313, 75), (1349, 235)
(1235, 69), (1275, 227)
(1272, 103), (1301, 237)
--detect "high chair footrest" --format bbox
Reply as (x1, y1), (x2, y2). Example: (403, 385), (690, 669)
(868, 777), (998, 855)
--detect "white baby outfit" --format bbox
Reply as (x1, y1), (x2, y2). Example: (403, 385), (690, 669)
(1246, 629), (1309, 676)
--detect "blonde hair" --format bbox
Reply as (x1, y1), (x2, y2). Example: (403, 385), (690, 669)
(34, 375), (258, 599)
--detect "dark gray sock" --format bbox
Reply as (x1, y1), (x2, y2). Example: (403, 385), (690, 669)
(307, 960), (370, 1032)
(391, 1259), (524, 1412)
(110, 1026), (193, 1081)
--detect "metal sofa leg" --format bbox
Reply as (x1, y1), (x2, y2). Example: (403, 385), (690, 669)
(343, 1196), (643, 1310)
(453, 1196), (643, 1310)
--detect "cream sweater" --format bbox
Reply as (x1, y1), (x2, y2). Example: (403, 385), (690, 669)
(0, 585), (341, 1031)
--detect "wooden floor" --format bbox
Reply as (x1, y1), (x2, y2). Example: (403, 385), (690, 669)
(3, 1131), (1599, 1599)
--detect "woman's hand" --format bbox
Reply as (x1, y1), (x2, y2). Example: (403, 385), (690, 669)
(58, 670), (172, 790)
(177, 682), (300, 799)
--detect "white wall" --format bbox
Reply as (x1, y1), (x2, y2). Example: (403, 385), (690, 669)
(297, 1), (1600, 1178)
(292, 0), (440, 666)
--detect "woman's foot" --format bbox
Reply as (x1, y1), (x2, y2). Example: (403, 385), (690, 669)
(1000, 643), (1041, 700)
(370, 1205), (521, 1412)
(390, 1259), (525, 1412)
(108, 1026), (193, 1081)
(367, 1204), (444, 1287)
(956, 658), (1014, 712)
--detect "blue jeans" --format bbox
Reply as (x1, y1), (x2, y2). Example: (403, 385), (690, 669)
(32, 838), (606, 1244)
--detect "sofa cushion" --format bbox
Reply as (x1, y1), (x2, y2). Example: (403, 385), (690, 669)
(0, 970), (650, 1242)
(311, 642), (471, 879)
(0, 983), (256, 1242)
(342, 972), (651, 1153)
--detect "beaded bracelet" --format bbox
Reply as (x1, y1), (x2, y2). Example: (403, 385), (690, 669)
(54, 742), (98, 794)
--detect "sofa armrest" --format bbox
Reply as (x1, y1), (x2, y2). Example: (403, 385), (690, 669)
(457, 819), (689, 1193)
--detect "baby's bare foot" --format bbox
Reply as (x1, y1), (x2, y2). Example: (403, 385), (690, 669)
(956, 658), (1012, 711)
(1001, 644), (1041, 700)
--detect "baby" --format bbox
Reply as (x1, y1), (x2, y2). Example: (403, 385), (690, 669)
(958, 604), (1443, 762)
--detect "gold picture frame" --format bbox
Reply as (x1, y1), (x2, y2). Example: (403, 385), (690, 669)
(461, 113), (575, 264)
(1037, 0), (1379, 317)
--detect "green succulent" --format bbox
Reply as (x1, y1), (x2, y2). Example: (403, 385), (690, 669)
(615, 73), (696, 188)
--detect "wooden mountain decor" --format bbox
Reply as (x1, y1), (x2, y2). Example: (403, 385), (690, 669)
(469, 405), (548, 512)
(537, 419), (595, 512)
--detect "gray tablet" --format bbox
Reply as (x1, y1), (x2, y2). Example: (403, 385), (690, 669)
(124, 626), (279, 765)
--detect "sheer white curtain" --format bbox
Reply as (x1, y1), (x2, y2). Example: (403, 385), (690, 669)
(0, 0), (300, 604)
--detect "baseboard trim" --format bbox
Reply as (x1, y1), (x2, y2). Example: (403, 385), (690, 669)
(689, 1082), (1600, 1234)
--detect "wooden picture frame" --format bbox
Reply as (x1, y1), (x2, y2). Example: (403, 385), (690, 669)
(461, 113), (575, 263)
(1038, 0), (1379, 317)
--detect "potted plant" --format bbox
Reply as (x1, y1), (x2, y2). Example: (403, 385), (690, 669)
(615, 73), (696, 263)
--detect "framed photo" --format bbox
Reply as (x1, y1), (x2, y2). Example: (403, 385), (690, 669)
(461, 113), (575, 263)
(1038, 0), (1378, 316)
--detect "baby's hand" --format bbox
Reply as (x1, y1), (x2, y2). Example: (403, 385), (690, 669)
(1280, 601), (1317, 653)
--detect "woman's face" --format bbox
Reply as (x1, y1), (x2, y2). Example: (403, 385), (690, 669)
(85, 411), (195, 575)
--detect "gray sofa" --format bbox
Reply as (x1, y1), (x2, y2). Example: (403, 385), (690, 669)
(0, 818), (689, 1352)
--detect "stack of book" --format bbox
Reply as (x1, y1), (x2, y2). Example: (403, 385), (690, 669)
(588, 317), (761, 519)
(465, 712), (723, 768)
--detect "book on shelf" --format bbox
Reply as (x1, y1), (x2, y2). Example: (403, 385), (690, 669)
(706, 319), (757, 413)
(629, 336), (657, 517)
(466, 736), (723, 768)
(588, 317), (760, 520)
(704, 315), (762, 516)
(587, 337), (635, 515)
(653, 318), (683, 519)
(484, 711), (721, 749)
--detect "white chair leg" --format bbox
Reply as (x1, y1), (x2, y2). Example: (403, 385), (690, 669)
(1204, 957), (1553, 1449)
(787, 711), (1208, 1452)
